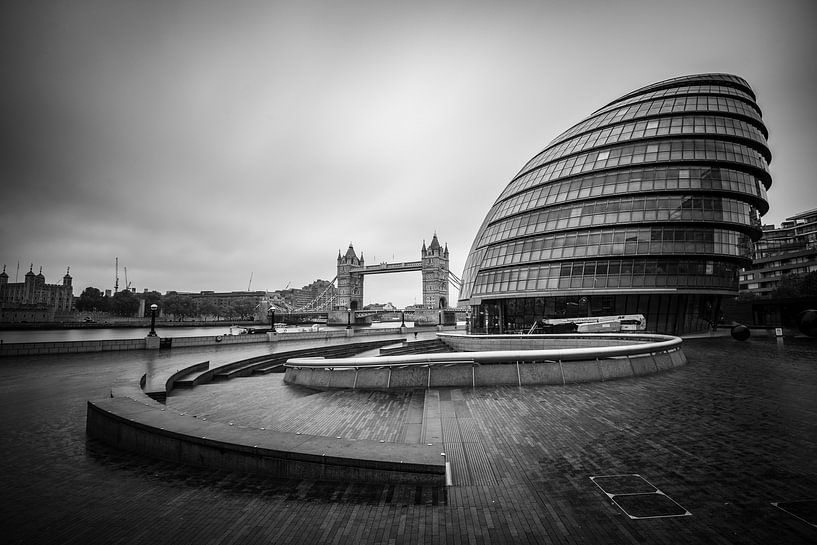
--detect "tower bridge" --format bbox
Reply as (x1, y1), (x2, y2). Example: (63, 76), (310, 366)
(277, 234), (461, 326)
(336, 233), (450, 311)
(330, 233), (458, 326)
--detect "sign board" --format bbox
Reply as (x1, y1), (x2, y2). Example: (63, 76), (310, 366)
(775, 327), (783, 337)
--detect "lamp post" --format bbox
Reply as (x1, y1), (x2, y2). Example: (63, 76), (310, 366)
(148, 304), (158, 337)
(400, 310), (406, 328)
(347, 308), (352, 329)
(268, 307), (276, 333)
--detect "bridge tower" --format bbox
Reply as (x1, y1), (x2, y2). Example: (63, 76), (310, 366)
(421, 233), (449, 309)
(336, 243), (364, 310)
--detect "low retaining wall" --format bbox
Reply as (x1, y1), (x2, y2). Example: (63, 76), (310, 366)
(0, 326), (439, 357)
(86, 394), (445, 485)
(0, 338), (148, 357)
(284, 333), (686, 390)
(285, 350), (686, 389)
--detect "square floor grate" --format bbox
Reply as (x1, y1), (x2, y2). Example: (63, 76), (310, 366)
(591, 474), (691, 520)
(772, 500), (817, 528)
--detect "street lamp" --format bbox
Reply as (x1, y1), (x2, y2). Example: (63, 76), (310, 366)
(148, 304), (158, 337)
(346, 308), (352, 329)
(268, 307), (276, 333)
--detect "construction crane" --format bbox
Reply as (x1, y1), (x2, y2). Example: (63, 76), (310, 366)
(124, 267), (132, 291)
(114, 257), (119, 293)
(248, 272), (253, 291)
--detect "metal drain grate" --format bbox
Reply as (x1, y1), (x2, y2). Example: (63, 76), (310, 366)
(772, 500), (817, 528)
(591, 474), (691, 520)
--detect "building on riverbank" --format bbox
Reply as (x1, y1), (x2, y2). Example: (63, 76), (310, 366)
(458, 74), (771, 335)
(0, 265), (74, 323)
(739, 207), (817, 297)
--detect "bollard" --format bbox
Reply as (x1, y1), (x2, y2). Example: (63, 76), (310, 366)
(797, 309), (817, 338)
(730, 324), (750, 341)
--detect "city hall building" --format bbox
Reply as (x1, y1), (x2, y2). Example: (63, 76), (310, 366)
(459, 74), (771, 335)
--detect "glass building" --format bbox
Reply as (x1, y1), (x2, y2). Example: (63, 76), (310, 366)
(459, 74), (771, 335)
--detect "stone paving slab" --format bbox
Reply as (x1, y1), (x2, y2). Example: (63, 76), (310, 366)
(2, 336), (817, 544)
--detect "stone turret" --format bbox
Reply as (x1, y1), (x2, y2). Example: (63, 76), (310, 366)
(421, 233), (450, 309)
(336, 243), (364, 310)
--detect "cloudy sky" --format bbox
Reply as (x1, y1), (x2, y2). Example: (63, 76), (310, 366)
(2, 0), (816, 307)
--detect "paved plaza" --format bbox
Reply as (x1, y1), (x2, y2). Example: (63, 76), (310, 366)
(1, 335), (816, 544)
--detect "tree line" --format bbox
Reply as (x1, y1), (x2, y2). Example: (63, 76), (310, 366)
(74, 288), (260, 321)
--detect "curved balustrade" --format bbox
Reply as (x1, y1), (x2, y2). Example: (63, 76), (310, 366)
(284, 333), (686, 389)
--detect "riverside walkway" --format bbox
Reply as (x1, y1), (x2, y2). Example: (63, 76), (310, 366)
(1, 334), (816, 544)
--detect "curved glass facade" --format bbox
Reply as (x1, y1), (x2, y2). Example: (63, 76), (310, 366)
(460, 74), (771, 335)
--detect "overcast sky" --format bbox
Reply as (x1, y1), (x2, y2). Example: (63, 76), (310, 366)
(2, 0), (816, 307)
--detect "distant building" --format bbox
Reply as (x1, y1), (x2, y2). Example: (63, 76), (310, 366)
(363, 302), (397, 312)
(278, 279), (337, 311)
(170, 290), (269, 320)
(739, 208), (817, 297)
(181, 290), (268, 305)
(0, 265), (74, 322)
(170, 278), (337, 319)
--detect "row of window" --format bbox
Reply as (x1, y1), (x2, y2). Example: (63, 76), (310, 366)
(459, 246), (487, 301)
(614, 74), (752, 103)
(593, 84), (756, 119)
(474, 292), (719, 335)
(489, 166), (766, 224)
(623, 74), (750, 93)
(545, 94), (763, 149)
(479, 227), (753, 268)
(502, 138), (768, 201)
(522, 115), (768, 174)
(471, 258), (739, 295)
(479, 196), (758, 247)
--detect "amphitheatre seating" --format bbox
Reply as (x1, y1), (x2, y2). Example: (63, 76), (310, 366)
(87, 336), (446, 485)
(142, 361), (210, 402)
(87, 394), (445, 484)
(171, 339), (400, 389)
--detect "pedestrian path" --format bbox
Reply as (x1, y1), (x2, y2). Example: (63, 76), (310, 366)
(3, 336), (817, 544)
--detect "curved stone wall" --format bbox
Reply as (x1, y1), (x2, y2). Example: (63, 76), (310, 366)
(86, 359), (445, 485)
(284, 333), (686, 390)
